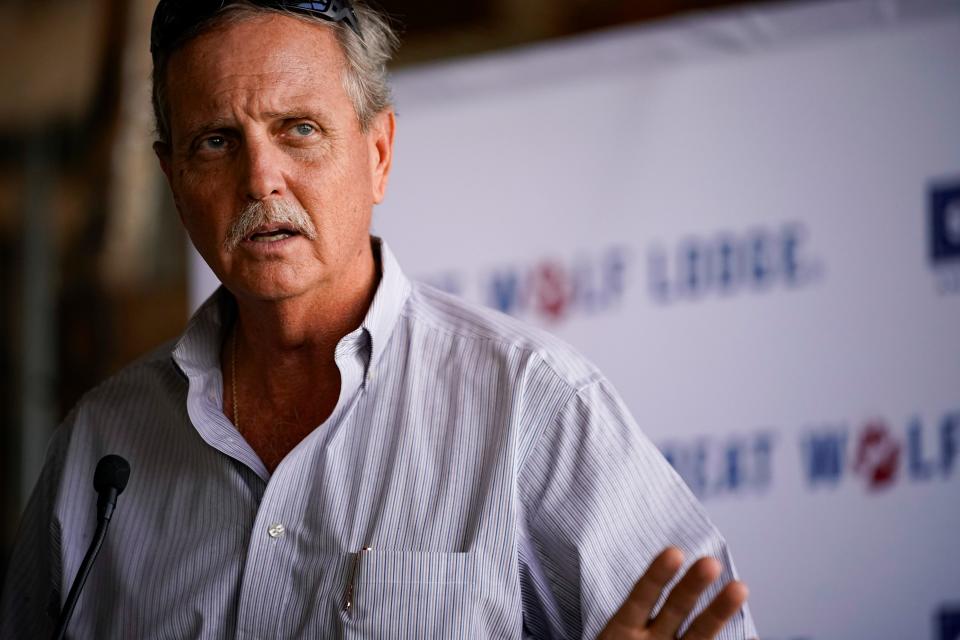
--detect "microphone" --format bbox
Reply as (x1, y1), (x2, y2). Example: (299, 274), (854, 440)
(52, 455), (131, 640)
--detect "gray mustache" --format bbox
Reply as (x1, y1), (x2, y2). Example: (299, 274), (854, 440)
(223, 199), (319, 250)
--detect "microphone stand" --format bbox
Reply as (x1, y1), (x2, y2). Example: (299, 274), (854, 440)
(51, 515), (113, 640)
(51, 456), (129, 640)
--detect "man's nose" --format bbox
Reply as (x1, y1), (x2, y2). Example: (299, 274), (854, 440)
(241, 138), (286, 201)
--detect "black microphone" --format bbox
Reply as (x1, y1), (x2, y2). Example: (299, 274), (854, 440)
(52, 455), (131, 640)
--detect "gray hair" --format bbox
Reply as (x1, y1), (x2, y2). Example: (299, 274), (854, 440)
(151, 1), (399, 144)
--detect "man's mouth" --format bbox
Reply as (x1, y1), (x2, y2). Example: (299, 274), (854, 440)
(246, 226), (300, 243)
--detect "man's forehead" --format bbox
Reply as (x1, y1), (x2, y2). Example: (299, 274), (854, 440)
(168, 12), (346, 83)
(163, 13), (351, 133)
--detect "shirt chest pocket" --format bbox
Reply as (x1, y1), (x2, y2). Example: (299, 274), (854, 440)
(340, 550), (483, 639)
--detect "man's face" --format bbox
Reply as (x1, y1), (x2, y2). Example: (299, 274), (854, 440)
(156, 13), (394, 303)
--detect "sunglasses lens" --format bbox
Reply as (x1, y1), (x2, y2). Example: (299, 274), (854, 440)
(289, 1), (333, 10)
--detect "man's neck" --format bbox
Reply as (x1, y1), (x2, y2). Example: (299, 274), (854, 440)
(220, 247), (380, 471)
(230, 251), (379, 377)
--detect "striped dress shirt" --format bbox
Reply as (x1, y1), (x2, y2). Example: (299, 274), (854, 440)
(1, 239), (757, 639)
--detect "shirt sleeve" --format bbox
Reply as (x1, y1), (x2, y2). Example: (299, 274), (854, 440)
(516, 378), (758, 639)
(0, 417), (73, 640)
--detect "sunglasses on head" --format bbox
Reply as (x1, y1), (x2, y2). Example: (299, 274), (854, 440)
(150, 0), (362, 56)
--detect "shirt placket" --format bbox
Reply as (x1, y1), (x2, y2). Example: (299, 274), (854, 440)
(234, 330), (371, 638)
(234, 471), (300, 638)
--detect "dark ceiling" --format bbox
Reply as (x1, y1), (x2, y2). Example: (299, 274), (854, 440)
(380, 0), (787, 37)
(375, 0), (792, 65)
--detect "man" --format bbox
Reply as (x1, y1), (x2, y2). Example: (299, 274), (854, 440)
(1, 1), (757, 638)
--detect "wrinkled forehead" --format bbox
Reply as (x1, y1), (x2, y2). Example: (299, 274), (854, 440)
(167, 10), (346, 78)
(162, 14), (352, 138)
(176, 12), (344, 74)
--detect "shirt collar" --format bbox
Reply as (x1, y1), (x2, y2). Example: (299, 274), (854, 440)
(362, 237), (412, 374)
(172, 236), (411, 381)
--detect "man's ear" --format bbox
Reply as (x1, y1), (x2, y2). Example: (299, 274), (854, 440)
(368, 109), (396, 204)
(153, 140), (185, 221)
(153, 141), (174, 184)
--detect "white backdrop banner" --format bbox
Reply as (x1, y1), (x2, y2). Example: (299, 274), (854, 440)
(189, 0), (960, 638)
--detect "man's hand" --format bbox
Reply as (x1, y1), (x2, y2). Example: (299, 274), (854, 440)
(598, 547), (749, 640)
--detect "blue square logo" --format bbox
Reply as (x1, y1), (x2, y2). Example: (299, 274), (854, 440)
(930, 181), (960, 265)
(939, 605), (960, 640)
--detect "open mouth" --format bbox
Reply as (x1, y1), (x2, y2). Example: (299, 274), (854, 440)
(246, 226), (300, 243)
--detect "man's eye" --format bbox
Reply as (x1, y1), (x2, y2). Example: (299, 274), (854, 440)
(292, 123), (316, 137)
(199, 136), (228, 150)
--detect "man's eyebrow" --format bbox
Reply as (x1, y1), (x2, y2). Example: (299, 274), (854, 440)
(262, 108), (326, 121)
(263, 109), (301, 119)
(179, 109), (328, 144)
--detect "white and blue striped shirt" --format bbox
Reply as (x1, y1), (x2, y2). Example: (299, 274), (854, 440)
(1, 239), (756, 639)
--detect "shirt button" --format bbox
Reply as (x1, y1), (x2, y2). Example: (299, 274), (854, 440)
(267, 523), (286, 539)
(366, 369), (374, 382)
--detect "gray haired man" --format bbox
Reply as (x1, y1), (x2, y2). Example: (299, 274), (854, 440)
(1, 2), (756, 638)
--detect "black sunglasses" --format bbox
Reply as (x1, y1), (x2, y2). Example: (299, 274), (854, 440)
(150, 0), (362, 56)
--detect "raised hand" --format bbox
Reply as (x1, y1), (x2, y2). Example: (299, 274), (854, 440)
(597, 547), (750, 640)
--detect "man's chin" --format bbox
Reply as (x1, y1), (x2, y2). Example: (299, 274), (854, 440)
(237, 284), (308, 303)
(223, 272), (316, 304)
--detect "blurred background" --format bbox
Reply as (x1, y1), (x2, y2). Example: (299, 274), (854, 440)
(2, 0), (959, 638)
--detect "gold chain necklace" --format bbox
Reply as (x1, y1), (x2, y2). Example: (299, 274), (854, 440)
(231, 327), (240, 431)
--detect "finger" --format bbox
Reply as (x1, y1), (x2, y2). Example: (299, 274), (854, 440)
(681, 580), (749, 640)
(647, 556), (722, 638)
(604, 547), (685, 630)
